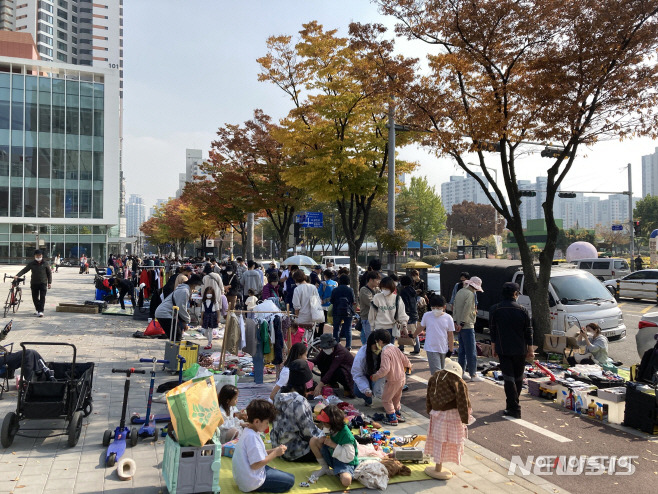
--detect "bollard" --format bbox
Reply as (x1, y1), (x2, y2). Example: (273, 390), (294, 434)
(616, 279), (620, 300)
(655, 281), (658, 305)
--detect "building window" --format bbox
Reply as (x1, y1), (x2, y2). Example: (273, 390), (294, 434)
(57, 52), (67, 62)
(72, 47), (77, 54)
(39, 1), (54, 13)
(80, 38), (91, 44)
(57, 8), (67, 20)
(58, 0), (67, 8)
(71, 26), (77, 33)
(79, 28), (90, 34)
(57, 41), (66, 51)
(80, 7), (91, 13)
(37, 34), (53, 45)
(72, 5), (77, 13)
(38, 12), (53, 23)
(57, 19), (66, 29)
(39, 47), (53, 57)
(57, 30), (67, 40)
(80, 17), (91, 23)
(79, 49), (91, 55)
(72, 15), (77, 23)
(38, 22), (53, 34)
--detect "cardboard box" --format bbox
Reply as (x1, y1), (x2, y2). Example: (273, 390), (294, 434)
(597, 387), (626, 403)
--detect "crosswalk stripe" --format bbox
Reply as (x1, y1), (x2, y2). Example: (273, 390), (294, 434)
(503, 417), (572, 443)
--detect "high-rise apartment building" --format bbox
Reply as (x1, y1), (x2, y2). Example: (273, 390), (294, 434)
(125, 193), (145, 237)
(176, 149), (207, 197)
(440, 173), (491, 214)
(642, 147), (658, 197)
(0, 0), (15, 31)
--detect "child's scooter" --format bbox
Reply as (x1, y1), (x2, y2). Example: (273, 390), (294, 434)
(135, 357), (169, 440)
(103, 368), (145, 467)
(130, 354), (186, 426)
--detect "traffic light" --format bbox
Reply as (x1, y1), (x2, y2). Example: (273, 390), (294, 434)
(294, 223), (302, 244)
(519, 190), (537, 197)
(633, 220), (641, 236)
(558, 192), (577, 198)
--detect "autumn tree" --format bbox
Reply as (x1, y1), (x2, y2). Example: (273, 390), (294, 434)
(398, 176), (446, 259)
(634, 195), (658, 238)
(446, 201), (504, 246)
(140, 198), (193, 256)
(596, 225), (629, 255)
(258, 22), (417, 288)
(378, 0), (658, 343)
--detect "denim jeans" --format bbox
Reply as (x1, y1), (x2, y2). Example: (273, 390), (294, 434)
(254, 465), (295, 493)
(353, 383), (373, 405)
(360, 319), (371, 345)
(457, 328), (477, 376)
(333, 315), (353, 349)
(353, 377), (385, 406)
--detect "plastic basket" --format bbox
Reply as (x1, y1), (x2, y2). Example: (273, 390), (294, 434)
(162, 434), (221, 494)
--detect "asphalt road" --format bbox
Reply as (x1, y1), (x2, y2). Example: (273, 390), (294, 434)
(348, 300), (658, 494)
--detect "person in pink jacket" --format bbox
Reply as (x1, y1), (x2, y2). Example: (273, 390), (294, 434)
(371, 329), (412, 426)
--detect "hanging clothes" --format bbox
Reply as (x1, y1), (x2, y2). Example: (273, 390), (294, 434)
(225, 314), (241, 355)
(238, 314), (246, 351)
(139, 269), (151, 299)
(272, 316), (284, 366)
(243, 319), (258, 355)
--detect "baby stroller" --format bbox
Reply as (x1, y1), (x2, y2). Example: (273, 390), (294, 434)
(1, 342), (94, 448)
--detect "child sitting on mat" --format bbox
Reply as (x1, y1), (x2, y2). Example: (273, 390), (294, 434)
(232, 399), (294, 493)
(218, 384), (248, 444)
(425, 358), (474, 480)
(309, 405), (359, 487)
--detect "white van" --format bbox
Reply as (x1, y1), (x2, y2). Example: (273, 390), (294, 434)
(440, 260), (626, 339)
(571, 258), (631, 281)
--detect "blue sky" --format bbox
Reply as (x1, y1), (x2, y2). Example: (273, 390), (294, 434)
(122, 0), (655, 211)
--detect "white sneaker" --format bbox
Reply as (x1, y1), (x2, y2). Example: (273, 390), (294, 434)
(462, 372), (471, 380)
(34, 311), (39, 316)
(38, 312), (44, 318)
(470, 375), (485, 382)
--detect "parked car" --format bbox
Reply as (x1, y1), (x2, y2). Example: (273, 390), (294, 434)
(637, 312), (658, 358)
(571, 258), (631, 281)
(604, 269), (658, 301)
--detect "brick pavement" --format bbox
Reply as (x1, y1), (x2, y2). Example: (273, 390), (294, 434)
(0, 266), (568, 494)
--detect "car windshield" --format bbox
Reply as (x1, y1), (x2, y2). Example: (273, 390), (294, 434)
(334, 258), (350, 265)
(550, 272), (614, 304)
(427, 274), (440, 292)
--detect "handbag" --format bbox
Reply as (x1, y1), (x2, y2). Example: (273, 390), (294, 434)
(310, 293), (325, 323)
(543, 334), (567, 354)
(397, 336), (414, 346)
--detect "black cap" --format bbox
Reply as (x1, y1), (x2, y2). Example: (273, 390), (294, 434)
(317, 333), (337, 349)
(34, 249), (43, 255)
(288, 359), (313, 389)
(502, 282), (520, 297)
(314, 265), (322, 270)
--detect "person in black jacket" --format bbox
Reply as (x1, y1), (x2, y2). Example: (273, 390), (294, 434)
(112, 277), (136, 311)
(330, 274), (356, 350)
(489, 282), (534, 418)
(15, 249), (52, 317)
(398, 275), (421, 354)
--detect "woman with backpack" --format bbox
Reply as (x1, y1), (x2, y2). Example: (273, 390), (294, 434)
(330, 274), (356, 350)
(318, 269), (337, 323)
(368, 276), (408, 344)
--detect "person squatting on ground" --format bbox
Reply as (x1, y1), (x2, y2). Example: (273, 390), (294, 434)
(489, 282), (534, 419)
(370, 329), (412, 426)
(311, 333), (355, 398)
(351, 331), (386, 407)
(15, 249), (52, 317)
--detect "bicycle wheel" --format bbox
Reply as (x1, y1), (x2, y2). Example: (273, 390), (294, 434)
(13, 288), (21, 313)
(3, 290), (11, 318)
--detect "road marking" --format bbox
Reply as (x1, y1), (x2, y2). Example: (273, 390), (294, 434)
(617, 303), (625, 308)
(409, 374), (428, 384)
(641, 305), (656, 314)
(503, 417), (572, 443)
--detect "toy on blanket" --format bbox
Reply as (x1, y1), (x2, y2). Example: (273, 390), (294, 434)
(221, 439), (238, 458)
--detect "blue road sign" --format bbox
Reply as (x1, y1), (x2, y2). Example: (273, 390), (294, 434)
(296, 212), (323, 228)
(611, 224), (623, 231)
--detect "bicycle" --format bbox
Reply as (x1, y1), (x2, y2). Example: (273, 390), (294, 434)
(3, 275), (25, 318)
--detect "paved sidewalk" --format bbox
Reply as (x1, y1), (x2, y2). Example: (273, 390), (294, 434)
(0, 267), (568, 494)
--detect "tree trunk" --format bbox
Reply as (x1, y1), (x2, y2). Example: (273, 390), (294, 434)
(419, 235), (424, 260)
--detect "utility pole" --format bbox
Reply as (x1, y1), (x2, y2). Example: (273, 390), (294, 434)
(331, 212), (336, 256)
(628, 163), (634, 262)
(246, 213), (254, 260)
(387, 100), (396, 271)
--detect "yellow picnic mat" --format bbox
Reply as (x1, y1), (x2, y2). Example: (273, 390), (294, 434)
(219, 457), (431, 494)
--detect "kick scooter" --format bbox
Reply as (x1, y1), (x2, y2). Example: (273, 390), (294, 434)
(131, 354), (186, 426)
(136, 357), (169, 440)
(103, 368), (145, 467)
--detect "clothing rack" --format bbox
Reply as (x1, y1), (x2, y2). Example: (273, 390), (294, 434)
(219, 308), (291, 377)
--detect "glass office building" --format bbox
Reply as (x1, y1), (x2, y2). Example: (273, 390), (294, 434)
(0, 57), (120, 261)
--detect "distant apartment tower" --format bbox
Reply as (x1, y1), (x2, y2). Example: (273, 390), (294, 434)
(642, 147), (658, 197)
(149, 198), (166, 218)
(0, 1), (15, 30)
(176, 149), (207, 197)
(440, 173), (491, 214)
(125, 194), (145, 237)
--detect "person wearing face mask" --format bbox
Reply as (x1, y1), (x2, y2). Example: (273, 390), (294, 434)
(371, 329), (412, 426)
(201, 286), (227, 350)
(351, 332), (385, 406)
(489, 282), (534, 419)
(311, 333), (355, 398)
(15, 249), (52, 317)
(368, 277), (409, 344)
(413, 295), (455, 375)
(262, 274), (281, 303)
(575, 323), (609, 365)
(222, 262), (241, 310)
(271, 359), (325, 463)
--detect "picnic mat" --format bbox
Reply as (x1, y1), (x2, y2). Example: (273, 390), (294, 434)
(101, 306), (134, 316)
(219, 456), (431, 494)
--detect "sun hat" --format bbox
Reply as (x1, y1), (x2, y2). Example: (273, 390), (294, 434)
(465, 276), (484, 292)
(317, 333), (337, 349)
(443, 359), (463, 379)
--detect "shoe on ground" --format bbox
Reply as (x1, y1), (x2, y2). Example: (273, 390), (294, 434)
(34, 311), (39, 316)
(402, 384), (409, 392)
(502, 409), (521, 419)
(462, 372), (471, 380)
(38, 312), (44, 318)
(410, 351), (421, 355)
(203, 344), (212, 350)
(395, 410), (406, 423)
(470, 375), (485, 382)
(371, 412), (386, 421)
(383, 414), (399, 426)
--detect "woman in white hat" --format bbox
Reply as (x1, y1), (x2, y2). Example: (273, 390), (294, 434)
(424, 359), (474, 480)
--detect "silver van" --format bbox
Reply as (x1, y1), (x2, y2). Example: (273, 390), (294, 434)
(572, 258), (631, 281)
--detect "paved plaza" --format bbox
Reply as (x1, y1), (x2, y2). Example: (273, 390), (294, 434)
(0, 267), (567, 494)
